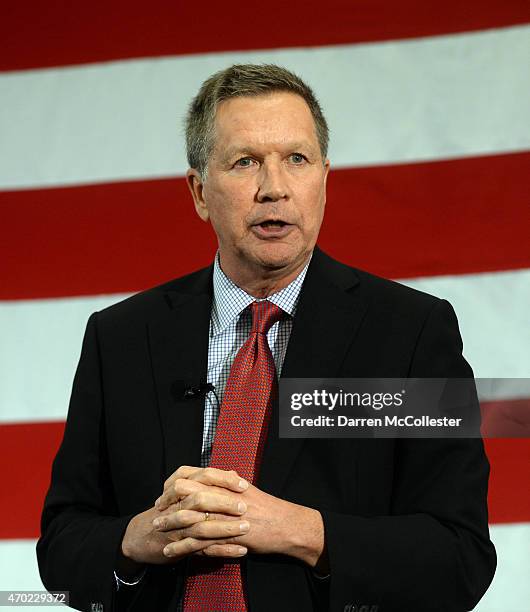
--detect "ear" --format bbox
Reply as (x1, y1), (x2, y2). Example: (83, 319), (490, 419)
(322, 158), (330, 204)
(323, 158), (330, 183)
(186, 168), (209, 222)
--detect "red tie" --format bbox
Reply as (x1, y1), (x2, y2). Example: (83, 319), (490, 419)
(182, 300), (283, 611)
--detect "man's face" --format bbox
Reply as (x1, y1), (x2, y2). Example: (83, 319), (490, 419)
(187, 92), (330, 281)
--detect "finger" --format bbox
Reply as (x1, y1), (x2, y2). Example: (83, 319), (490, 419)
(156, 476), (250, 513)
(198, 544), (248, 558)
(175, 519), (250, 541)
(157, 502), (182, 516)
(156, 478), (207, 511)
(181, 490), (247, 516)
(162, 536), (218, 559)
(154, 509), (238, 530)
(172, 480), (242, 501)
(162, 537), (246, 559)
(153, 509), (204, 531)
(154, 508), (218, 530)
(187, 467), (249, 493)
(163, 465), (200, 492)
(164, 466), (249, 495)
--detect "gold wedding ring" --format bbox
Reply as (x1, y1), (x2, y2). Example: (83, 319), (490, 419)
(204, 511), (210, 521)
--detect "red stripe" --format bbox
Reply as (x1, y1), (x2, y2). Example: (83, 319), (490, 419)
(0, 420), (527, 539)
(2, 1), (529, 72)
(2, 152), (528, 300)
(481, 399), (530, 438)
(484, 438), (530, 524)
(321, 152), (530, 281)
(0, 422), (65, 539)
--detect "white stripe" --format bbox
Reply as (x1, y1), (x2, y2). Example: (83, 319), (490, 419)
(1, 269), (529, 424)
(474, 523), (530, 612)
(0, 540), (46, 602)
(476, 378), (530, 402)
(1, 523), (528, 610)
(0, 26), (528, 190)
(403, 268), (530, 379)
(0, 294), (129, 424)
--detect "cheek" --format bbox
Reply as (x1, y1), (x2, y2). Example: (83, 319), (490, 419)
(299, 189), (326, 228)
(208, 197), (251, 239)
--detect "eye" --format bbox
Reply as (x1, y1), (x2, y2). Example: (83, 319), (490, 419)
(289, 153), (307, 164)
(234, 157), (255, 168)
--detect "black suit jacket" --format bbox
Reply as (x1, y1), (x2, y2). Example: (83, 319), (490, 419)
(37, 247), (496, 611)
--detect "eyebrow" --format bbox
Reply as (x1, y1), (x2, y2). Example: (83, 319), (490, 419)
(220, 142), (316, 163)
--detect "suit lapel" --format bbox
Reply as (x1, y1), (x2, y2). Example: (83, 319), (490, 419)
(148, 268), (213, 480)
(259, 248), (369, 495)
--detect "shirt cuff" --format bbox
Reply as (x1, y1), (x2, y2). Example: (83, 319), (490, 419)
(114, 567), (147, 591)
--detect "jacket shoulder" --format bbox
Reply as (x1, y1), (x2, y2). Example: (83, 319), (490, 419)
(316, 248), (441, 312)
(355, 267), (440, 309)
(94, 264), (212, 327)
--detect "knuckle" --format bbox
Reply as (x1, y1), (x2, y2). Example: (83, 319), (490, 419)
(193, 538), (207, 552)
(179, 527), (190, 539)
(167, 530), (180, 542)
(174, 478), (186, 492)
(175, 465), (192, 480)
(191, 523), (204, 537)
(185, 538), (196, 553)
(178, 509), (193, 523)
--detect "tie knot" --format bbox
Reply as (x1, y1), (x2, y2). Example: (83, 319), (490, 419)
(250, 301), (284, 334)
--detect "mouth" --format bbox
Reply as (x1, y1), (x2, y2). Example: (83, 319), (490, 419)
(251, 219), (294, 238)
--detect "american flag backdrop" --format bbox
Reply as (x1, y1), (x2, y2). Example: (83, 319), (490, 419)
(1, 2), (529, 610)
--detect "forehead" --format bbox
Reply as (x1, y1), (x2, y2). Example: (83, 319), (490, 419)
(213, 92), (318, 149)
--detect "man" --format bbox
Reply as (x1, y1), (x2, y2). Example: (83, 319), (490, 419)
(38, 64), (496, 611)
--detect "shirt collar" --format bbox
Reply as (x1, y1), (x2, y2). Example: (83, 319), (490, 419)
(211, 252), (311, 336)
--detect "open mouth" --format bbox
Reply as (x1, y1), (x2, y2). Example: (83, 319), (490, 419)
(259, 220), (287, 228)
(252, 219), (294, 238)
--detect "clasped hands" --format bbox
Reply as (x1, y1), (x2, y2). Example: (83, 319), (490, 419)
(120, 465), (325, 573)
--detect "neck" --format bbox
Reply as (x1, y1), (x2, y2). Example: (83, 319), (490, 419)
(218, 252), (311, 298)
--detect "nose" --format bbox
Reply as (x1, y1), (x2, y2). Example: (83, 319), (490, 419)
(256, 160), (290, 203)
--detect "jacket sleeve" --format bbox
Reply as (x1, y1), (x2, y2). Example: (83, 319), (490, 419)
(320, 299), (497, 612)
(37, 312), (138, 611)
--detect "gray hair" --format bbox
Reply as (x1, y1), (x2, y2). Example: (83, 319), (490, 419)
(185, 64), (329, 179)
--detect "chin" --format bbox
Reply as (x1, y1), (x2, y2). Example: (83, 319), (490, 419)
(253, 244), (307, 272)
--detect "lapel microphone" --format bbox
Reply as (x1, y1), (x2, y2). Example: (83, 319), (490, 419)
(183, 382), (215, 399)
(171, 380), (215, 401)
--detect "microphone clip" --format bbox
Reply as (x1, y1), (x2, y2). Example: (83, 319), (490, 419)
(183, 382), (215, 399)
